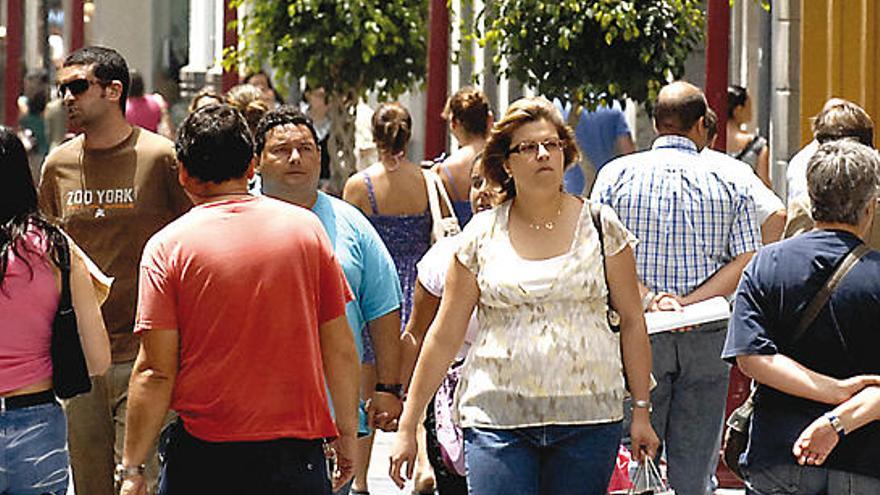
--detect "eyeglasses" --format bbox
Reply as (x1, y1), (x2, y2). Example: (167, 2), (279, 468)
(57, 78), (101, 99)
(508, 138), (564, 157)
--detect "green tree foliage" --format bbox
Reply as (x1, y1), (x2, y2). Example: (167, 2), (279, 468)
(231, 0), (428, 190)
(465, 0), (705, 108)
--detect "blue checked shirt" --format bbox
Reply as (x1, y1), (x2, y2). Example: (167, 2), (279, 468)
(590, 135), (761, 296)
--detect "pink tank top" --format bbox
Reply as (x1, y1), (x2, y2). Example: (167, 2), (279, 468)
(126, 94), (163, 132)
(0, 229), (59, 394)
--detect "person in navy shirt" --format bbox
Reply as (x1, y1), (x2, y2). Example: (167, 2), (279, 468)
(723, 140), (880, 494)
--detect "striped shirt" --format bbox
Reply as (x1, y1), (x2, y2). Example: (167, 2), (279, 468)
(591, 135), (761, 296)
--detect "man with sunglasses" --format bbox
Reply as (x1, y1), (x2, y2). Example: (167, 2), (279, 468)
(38, 46), (190, 495)
(591, 81), (762, 495)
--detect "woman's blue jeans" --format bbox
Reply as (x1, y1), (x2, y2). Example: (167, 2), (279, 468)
(0, 401), (69, 495)
(464, 421), (622, 495)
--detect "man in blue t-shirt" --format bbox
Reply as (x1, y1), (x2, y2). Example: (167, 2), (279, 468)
(253, 107), (404, 444)
(555, 99), (635, 195)
(723, 140), (880, 493)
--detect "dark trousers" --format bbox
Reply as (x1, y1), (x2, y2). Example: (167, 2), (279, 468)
(157, 420), (331, 495)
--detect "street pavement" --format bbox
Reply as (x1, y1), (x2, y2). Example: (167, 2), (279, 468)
(366, 430), (412, 494)
(364, 431), (745, 495)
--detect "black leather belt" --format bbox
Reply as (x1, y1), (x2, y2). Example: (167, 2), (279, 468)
(0, 390), (56, 412)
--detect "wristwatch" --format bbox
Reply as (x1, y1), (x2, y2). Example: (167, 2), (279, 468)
(632, 399), (653, 413)
(823, 412), (846, 438)
(374, 382), (404, 399)
(114, 463), (146, 483)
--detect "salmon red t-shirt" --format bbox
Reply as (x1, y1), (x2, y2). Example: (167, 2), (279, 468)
(135, 195), (352, 442)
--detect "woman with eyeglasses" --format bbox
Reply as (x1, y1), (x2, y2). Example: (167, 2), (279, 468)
(389, 97), (658, 494)
(0, 127), (111, 495)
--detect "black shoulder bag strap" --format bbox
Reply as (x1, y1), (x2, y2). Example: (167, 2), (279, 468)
(57, 235), (73, 315)
(734, 135), (763, 161)
(589, 202), (621, 332)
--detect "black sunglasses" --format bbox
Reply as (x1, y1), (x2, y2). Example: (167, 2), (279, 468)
(57, 78), (100, 99)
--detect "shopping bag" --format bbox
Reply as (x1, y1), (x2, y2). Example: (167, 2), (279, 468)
(606, 445), (633, 494)
(626, 456), (675, 495)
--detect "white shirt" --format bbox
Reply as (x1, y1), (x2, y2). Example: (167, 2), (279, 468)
(786, 140), (819, 203)
(416, 235), (478, 361)
(702, 148), (785, 226)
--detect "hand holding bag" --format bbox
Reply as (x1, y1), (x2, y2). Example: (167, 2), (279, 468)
(625, 456), (674, 495)
(423, 169), (461, 243)
(51, 235), (92, 399)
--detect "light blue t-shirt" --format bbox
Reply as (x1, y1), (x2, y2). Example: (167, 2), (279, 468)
(554, 100), (632, 195)
(311, 191), (403, 359)
(312, 191), (402, 435)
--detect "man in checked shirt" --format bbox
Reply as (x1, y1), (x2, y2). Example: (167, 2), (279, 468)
(591, 81), (762, 495)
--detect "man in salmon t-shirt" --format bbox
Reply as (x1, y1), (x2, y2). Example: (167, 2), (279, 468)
(118, 104), (360, 494)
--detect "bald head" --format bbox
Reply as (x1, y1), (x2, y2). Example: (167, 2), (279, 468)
(653, 81), (708, 136)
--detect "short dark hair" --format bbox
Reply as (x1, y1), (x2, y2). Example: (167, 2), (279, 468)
(653, 90), (707, 134)
(254, 105), (319, 156)
(813, 100), (874, 147)
(727, 85), (748, 119)
(64, 46), (130, 113)
(128, 69), (145, 98)
(704, 107), (719, 143)
(175, 105), (254, 184)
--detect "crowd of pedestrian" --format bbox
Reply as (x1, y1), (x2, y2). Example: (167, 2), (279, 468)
(2, 43), (880, 495)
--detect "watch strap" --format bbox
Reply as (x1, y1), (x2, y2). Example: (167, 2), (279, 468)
(374, 382), (404, 399)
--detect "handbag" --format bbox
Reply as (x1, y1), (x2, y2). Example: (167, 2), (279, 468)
(422, 169), (461, 243)
(50, 235), (92, 399)
(589, 202), (621, 332)
(721, 242), (871, 479)
(434, 360), (465, 476)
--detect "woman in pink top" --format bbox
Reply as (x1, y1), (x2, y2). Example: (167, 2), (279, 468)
(0, 127), (110, 494)
(125, 70), (174, 138)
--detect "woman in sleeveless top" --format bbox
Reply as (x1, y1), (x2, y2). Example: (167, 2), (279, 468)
(343, 102), (436, 494)
(344, 102), (433, 329)
(433, 87), (493, 227)
(125, 70), (173, 139)
(0, 128), (110, 495)
(391, 98), (658, 494)
(727, 85), (771, 188)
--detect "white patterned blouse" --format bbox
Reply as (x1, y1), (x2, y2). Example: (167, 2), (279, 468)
(453, 199), (638, 429)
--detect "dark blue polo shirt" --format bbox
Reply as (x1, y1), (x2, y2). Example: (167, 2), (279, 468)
(722, 229), (880, 480)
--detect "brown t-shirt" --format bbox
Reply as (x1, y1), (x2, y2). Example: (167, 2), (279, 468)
(39, 127), (191, 362)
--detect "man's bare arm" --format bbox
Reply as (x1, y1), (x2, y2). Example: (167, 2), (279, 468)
(367, 310), (403, 429)
(680, 252), (754, 306)
(761, 209), (787, 245)
(320, 315), (360, 489)
(737, 353), (880, 405)
(121, 329), (179, 495)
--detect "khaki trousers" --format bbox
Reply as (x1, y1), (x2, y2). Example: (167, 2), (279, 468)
(63, 360), (172, 495)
